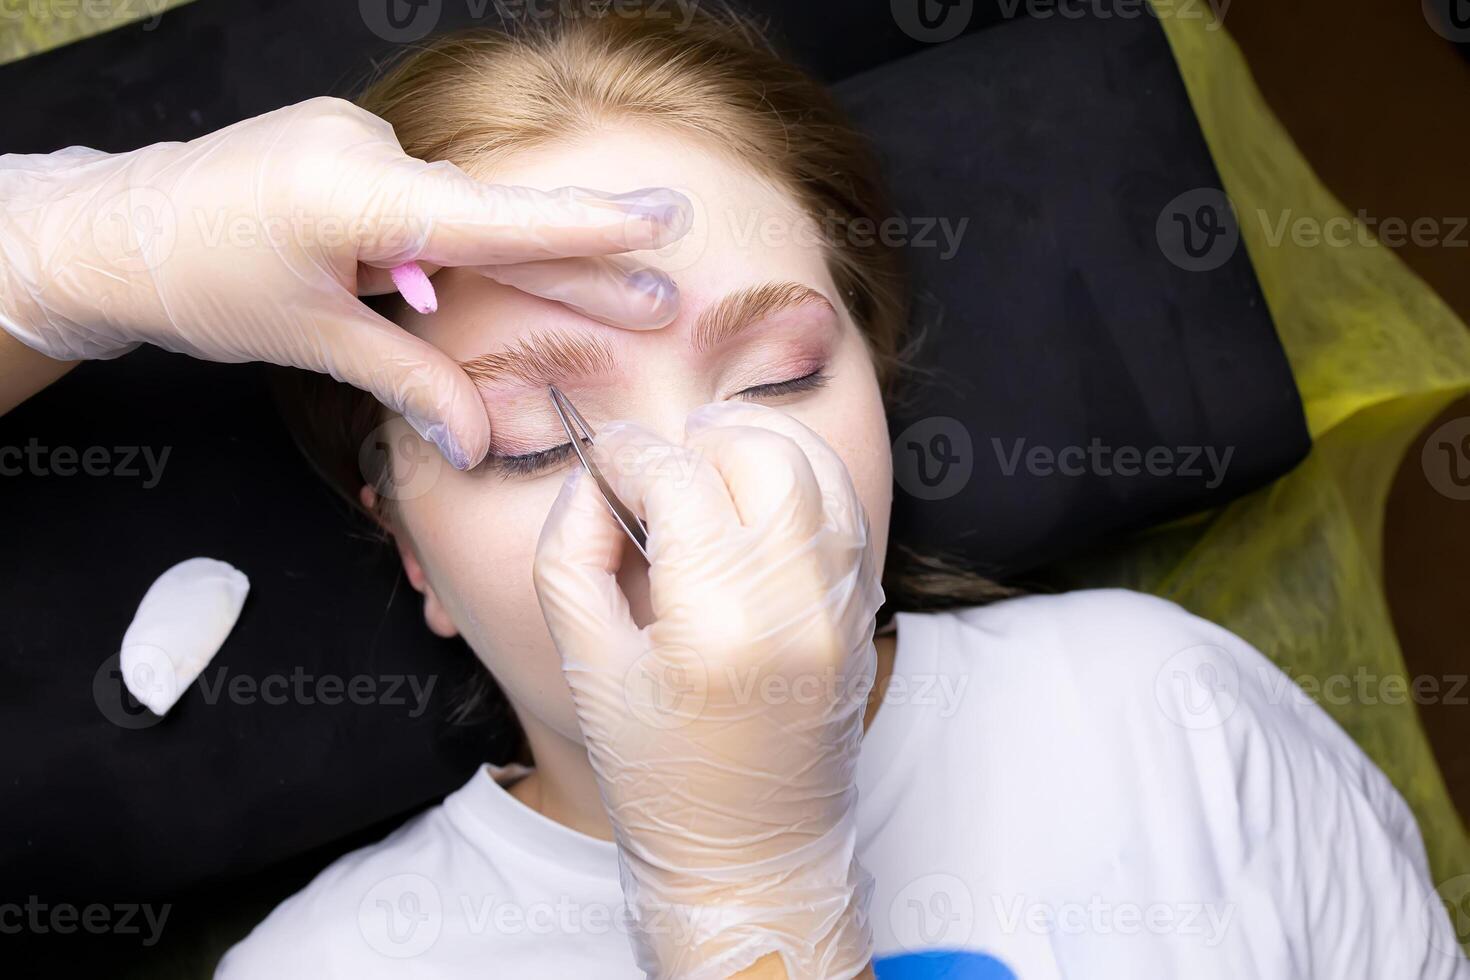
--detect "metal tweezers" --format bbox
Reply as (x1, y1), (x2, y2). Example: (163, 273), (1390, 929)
(547, 384), (650, 559)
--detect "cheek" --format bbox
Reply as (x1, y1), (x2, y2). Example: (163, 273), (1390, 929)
(402, 477), (544, 647)
(829, 395), (893, 577)
(796, 347), (893, 576)
(393, 461), (588, 738)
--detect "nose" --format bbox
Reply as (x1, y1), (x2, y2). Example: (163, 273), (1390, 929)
(584, 377), (715, 447)
(598, 402), (697, 446)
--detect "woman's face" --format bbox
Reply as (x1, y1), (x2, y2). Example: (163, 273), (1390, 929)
(381, 127), (892, 742)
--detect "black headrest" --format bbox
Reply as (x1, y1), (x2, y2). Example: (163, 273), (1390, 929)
(840, 11), (1305, 575)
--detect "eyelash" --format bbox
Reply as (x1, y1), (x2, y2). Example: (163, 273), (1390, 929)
(484, 369), (831, 478)
(735, 369), (831, 401)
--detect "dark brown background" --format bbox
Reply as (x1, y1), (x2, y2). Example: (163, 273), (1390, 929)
(1225, 0), (1470, 821)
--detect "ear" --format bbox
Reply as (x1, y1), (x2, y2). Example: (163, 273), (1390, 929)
(360, 485), (459, 639)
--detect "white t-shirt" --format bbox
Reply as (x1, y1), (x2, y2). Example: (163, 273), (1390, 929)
(216, 589), (1467, 979)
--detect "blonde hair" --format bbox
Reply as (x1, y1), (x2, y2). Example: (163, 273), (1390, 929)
(274, 2), (1015, 725)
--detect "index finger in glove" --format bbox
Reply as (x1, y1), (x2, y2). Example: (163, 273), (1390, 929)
(685, 401), (869, 536)
(590, 421), (738, 561)
(474, 255), (679, 330)
(359, 158), (693, 268)
(675, 423), (826, 544)
(357, 254), (680, 331)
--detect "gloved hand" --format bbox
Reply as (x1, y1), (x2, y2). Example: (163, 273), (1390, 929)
(0, 96), (690, 468)
(534, 401), (884, 980)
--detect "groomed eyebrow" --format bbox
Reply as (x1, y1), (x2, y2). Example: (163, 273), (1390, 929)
(690, 280), (834, 353)
(461, 329), (617, 388)
(459, 280), (834, 387)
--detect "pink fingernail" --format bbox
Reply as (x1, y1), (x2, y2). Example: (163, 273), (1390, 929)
(391, 261), (438, 314)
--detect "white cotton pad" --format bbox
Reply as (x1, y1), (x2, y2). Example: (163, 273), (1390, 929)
(119, 558), (250, 717)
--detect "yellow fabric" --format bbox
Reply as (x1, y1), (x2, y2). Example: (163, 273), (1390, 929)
(1058, 4), (1470, 901)
(0, 0), (194, 66)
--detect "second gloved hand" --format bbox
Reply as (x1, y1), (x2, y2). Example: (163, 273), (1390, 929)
(533, 401), (884, 980)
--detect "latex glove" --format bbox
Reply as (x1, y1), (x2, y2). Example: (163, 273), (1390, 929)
(0, 96), (690, 468)
(534, 401), (884, 980)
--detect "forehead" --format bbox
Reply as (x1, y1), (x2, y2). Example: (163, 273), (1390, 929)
(418, 126), (836, 348)
(475, 123), (811, 254)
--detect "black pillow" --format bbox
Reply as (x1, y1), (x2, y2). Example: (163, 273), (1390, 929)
(0, 0), (1306, 953)
(840, 11), (1305, 577)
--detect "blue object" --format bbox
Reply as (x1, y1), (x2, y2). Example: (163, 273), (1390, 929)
(875, 949), (1017, 979)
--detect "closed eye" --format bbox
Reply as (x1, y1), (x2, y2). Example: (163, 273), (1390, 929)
(485, 440), (578, 478)
(483, 368), (831, 478)
(733, 368), (830, 401)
